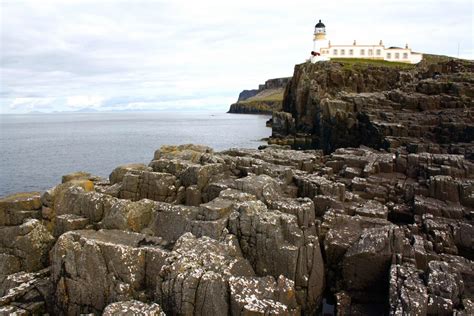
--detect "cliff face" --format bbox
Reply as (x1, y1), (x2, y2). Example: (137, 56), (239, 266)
(228, 77), (291, 114)
(271, 58), (474, 157)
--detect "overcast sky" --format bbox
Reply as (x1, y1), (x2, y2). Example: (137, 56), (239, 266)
(1, 0), (472, 113)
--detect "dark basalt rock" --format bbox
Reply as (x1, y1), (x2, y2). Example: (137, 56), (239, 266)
(270, 59), (474, 157)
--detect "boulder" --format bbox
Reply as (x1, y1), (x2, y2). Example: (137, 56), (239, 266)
(235, 174), (282, 204)
(0, 219), (54, 273)
(54, 214), (89, 237)
(156, 233), (254, 315)
(294, 175), (345, 202)
(109, 163), (151, 185)
(101, 198), (158, 233)
(120, 171), (178, 202)
(0, 192), (42, 226)
(50, 229), (169, 315)
(342, 226), (408, 292)
(228, 201), (324, 313)
(61, 171), (92, 183)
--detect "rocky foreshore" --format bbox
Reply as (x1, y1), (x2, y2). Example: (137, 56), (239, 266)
(1, 143), (473, 315)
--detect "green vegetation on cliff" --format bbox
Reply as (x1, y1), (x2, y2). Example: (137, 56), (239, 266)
(228, 78), (290, 114)
(228, 89), (286, 114)
(238, 90), (284, 104)
(330, 58), (416, 69)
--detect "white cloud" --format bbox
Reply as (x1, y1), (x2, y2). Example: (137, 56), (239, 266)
(0, 0), (472, 113)
(66, 95), (105, 108)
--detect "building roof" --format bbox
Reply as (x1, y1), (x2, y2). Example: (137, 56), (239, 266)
(315, 20), (325, 28)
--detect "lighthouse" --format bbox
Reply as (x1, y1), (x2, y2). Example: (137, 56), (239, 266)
(310, 19), (423, 64)
(311, 20), (330, 62)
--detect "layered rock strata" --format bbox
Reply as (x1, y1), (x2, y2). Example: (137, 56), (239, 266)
(270, 58), (474, 158)
(0, 143), (472, 315)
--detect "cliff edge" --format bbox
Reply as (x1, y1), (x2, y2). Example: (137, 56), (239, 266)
(270, 57), (474, 158)
(228, 77), (291, 114)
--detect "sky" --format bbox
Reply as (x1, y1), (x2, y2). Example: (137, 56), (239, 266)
(1, 0), (473, 114)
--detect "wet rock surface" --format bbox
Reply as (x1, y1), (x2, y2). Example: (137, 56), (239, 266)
(0, 142), (472, 315)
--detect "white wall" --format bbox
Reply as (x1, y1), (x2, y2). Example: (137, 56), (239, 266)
(313, 41), (423, 63)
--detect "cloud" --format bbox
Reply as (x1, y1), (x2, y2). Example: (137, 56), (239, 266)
(0, 0), (472, 113)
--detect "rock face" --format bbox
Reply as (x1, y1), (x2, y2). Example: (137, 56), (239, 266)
(0, 141), (472, 315)
(228, 77), (291, 114)
(270, 58), (474, 158)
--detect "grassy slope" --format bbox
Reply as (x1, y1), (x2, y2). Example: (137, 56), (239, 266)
(238, 90), (285, 104)
(330, 58), (416, 69)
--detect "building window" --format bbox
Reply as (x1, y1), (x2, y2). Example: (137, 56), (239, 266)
(403, 53), (408, 59)
(395, 53), (400, 59)
(368, 49), (373, 56)
(349, 49), (354, 56)
(360, 49), (365, 56)
(376, 49), (381, 56)
(387, 53), (391, 59)
(341, 49), (345, 56)
(333, 49), (338, 55)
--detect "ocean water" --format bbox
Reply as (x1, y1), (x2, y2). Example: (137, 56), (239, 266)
(0, 111), (271, 197)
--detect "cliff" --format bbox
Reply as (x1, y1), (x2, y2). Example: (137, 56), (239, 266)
(1, 143), (473, 315)
(270, 57), (474, 158)
(228, 77), (291, 114)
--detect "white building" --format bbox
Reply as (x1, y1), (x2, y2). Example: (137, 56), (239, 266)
(310, 20), (423, 64)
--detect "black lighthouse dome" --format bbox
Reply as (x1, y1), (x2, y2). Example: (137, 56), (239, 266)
(315, 19), (325, 28)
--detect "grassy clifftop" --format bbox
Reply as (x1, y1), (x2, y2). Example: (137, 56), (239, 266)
(228, 79), (289, 114)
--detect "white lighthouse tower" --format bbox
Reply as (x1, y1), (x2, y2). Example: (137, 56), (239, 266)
(311, 20), (330, 62)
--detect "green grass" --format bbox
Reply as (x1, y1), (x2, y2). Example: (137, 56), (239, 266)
(239, 91), (284, 104)
(331, 58), (416, 69)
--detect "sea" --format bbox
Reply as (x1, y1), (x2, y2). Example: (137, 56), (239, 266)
(0, 111), (271, 197)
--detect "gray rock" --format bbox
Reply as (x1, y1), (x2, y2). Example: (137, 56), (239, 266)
(0, 192), (42, 226)
(354, 200), (388, 219)
(54, 214), (89, 237)
(322, 212), (391, 266)
(185, 185), (201, 206)
(228, 200), (324, 313)
(50, 229), (169, 315)
(0, 268), (51, 315)
(342, 226), (408, 291)
(294, 174), (345, 202)
(229, 275), (300, 315)
(235, 174), (282, 205)
(103, 300), (166, 315)
(427, 260), (464, 306)
(120, 170), (178, 202)
(109, 163), (151, 185)
(389, 264), (428, 315)
(0, 219), (54, 272)
(156, 233), (254, 316)
(101, 198), (158, 233)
